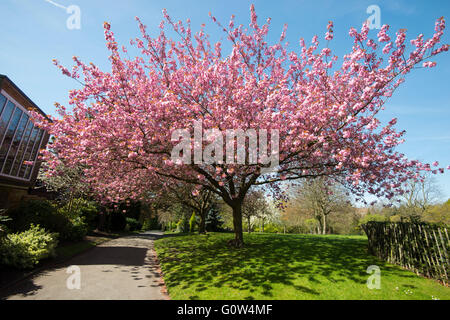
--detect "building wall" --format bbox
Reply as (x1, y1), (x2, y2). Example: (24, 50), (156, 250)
(0, 75), (50, 209)
(0, 185), (28, 209)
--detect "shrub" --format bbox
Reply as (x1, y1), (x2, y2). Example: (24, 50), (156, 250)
(62, 216), (88, 241)
(126, 217), (143, 231)
(358, 213), (386, 227)
(176, 218), (187, 233)
(142, 217), (161, 231)
(0, 224), (59, 269)
(189, 212), (196, 233)
(6, 199), (88, 242)
(58, 198), (99, 231)
(389, 214), (402, 223)
(0, 209), (11, 237)
(254, 223), (282, 233)
(7, 200), (60, 232)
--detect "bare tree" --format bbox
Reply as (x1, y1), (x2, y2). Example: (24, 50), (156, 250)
(397, 173), (442, 222)
(290, 177), (350, 235)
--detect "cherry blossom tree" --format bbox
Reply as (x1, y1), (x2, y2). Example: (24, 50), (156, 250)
(32, 5), (449, 246)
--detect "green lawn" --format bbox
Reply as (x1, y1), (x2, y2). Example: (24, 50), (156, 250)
(154, 232), (450, 300)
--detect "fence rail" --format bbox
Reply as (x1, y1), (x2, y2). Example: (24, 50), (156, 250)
(362, 222), (449, 284)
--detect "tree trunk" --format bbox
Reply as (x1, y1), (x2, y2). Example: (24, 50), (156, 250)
(198, 209), (206, 234)
(322, 214), (326, 235)
(230, 202), (244, 247)
(247, 217), (251, 233)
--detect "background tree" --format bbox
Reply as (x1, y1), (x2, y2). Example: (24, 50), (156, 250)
(205, 202), (225, 232)
(396, 173), (443, 222)
(257, 199), (275, 233)
(32, 6), (449, 246)
(241, 190), (270, 233)
(287, 178), (350, 234)
(157, 205), (180, 231)
(37, 164), (90, 206)
(423, 199), (450, 225)
(327, 208), (360, 234)
(164, 184), (217, 234)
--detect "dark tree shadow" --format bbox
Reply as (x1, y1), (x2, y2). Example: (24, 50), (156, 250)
(156, 233), (418, 299)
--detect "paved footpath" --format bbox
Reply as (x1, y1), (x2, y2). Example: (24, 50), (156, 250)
(0, 231), (169, 300)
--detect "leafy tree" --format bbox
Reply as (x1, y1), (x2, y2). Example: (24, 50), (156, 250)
(32, 6), (449, 246)
(205, 205), (224, 232)
(422, 199), (450, 225)
(358, 213), (387, 226)
(304, 218), (320, 234)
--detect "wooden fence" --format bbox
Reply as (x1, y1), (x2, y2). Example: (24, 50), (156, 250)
(362, 222), (449, 284)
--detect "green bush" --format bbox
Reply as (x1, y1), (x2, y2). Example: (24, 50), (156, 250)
(58, 198), (98, 231)
(126, 217), (143, 231)
(189, 212), (196, 233)
(0, 224), (59, 269)
(6, 199), (88, 242)
(254, 223), (282, 233)
(0, 209), (11, 237)
(142, 217), (161, 231)
(7, 200), (61, 232)
(62, 216), (88, 241)
(176, 218), (187, 233)
(358, 214), (386, 227)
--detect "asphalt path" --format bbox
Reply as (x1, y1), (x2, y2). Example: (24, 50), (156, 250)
(1, 231), (169, 300)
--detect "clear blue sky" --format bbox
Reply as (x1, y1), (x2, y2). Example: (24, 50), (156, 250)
(1, 0), (449, 201)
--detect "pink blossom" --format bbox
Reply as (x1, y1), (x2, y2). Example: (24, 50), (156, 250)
(31, 7), (449, 231)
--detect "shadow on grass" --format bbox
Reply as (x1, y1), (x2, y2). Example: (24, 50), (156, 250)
(155, 233), (417, 299)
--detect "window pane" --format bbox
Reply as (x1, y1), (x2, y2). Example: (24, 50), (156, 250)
(0, 101), (15, 141)
(2, 114), (29, 175)
(0, 107), (23, 169)
(10, 120), (34, 177)
(24, 129), (44, 180)
(18, 125), (39, 178)
(0, 93), (7, 115)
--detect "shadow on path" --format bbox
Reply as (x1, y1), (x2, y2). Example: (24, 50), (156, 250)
(0, 230), (168, 300)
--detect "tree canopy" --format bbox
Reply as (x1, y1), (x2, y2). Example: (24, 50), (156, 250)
(31, 5), (449, 246)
